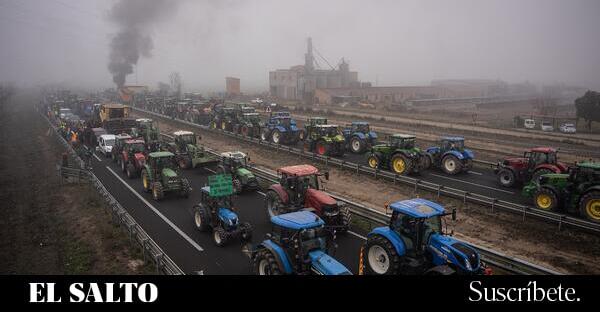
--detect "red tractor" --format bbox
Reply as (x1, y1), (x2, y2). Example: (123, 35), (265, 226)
(120, 139), (148, 179)
(264, 164), (351, 232)
(494, 147), (568, 188)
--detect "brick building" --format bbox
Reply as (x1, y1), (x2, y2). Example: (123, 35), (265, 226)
(226, 77), (241, 95)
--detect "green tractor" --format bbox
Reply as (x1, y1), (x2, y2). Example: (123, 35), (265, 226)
(141, 151), (192, 201)
(366, 134), (430, 175)
(217, 151), (258, 194)
(210, 107), (236, 131)
(166, 130), (219, 169)
(301, 117), (345, 156)
(233, 107), (262, 138)
(522, 162), (600, 223)
(132, 118), (160, 151)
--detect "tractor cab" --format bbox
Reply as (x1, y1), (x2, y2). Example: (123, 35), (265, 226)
(525, 147), (558, 168)
(348, 121), (370, 134)
(307, 117), (328, 126)
(200, 186), (233, 211)
(315, 124), (342, 137)
(148, 152), (177, 173)
(389, 134), (416, 149)
(221, 151), (249, 170)
(123, 139), (147, 155)
(440, 136), (465, 152)
(173, 130), (197, 146)
(278, 165), (326, 205)
(270, 211), (328, 254)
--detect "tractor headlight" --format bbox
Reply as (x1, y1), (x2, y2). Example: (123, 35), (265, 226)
(464, 258), (472, 271)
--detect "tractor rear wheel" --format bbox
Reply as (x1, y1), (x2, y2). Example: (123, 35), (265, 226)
(497, 169), (516, 187)
(260, 129), (269, 141)
(213, 226), (229, 247)
(367, 155), (379, 169)
(441, 155), (462, 175)
(422, 153), (433, 170)
(193, 205), (210, 232)
(390, 154), (413, 175)
(126, 164), (136, 179)
(254, 249), (282, 275)
(350, 137), (365, 153)
(271, 129), (282, 144)
(532, 168), (553, 183)
(315, 140), (329, 155)
(533, 188), (558, 211)
(142, 170), (151, 193)
(265, 190), (284, 217)
(152, 182), (164, 201)
(240, 222), (253, 242)
(579, 191), (600, 223)
(180, 179), (191, 198)
(363, 235), (400, 275)
(337, 206), (351, 233)
(120, 158), (127, 172)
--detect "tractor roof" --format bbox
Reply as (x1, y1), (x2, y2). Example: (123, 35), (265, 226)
(577, 162), (600, 170)
(174, 130), (194, 136)
(389, 198), (446, 218)
(136, 118), (152, 123)
(99, 134), (116, 140)
(441, 136), (464, 142)
(278, 164), (319, 176)
(391, 134), (415, 139)
(271, 211), (324, 230)
(309, 117), (327, 120)
(315, 124), (338, 128)
(221, 151), (246, 159)
(530, 147), (557, 153)
(125, 139), (145, 144)
(115, 133), (132, 139)
(149, 151), (174, 158)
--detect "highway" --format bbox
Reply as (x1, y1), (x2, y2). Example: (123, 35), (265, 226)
(89, 151), (364, 274)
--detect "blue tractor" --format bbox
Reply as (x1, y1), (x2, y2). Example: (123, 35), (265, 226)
(425, 136), (474, 175)
(260, 112), (301, 145)
(248, 211), (352, 275)
(342, 121), (378, 153)
(360, 198), (491, 275)
(193, 186), (253, 246)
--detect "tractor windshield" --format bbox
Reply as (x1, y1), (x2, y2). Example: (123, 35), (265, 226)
(320, 126), (340, 137)
(354, 124), (370, 133)
(155, 156), (176, 170)
(277, 118), (291, 127)
(402, 138), (415, 149)
(444, 140), (464, 151)
(130, 143), (145, 153)
(178, 134), (196, 145)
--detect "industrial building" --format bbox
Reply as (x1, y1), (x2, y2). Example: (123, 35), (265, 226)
(226, 77), (241, 96)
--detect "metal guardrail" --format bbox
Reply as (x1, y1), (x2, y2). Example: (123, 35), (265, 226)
(42, 111), (184, 275)
(135, 107), (600, 235)
(157, 116), (559, 275)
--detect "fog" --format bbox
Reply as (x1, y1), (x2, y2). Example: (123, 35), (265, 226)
(1, 0), (599, 92)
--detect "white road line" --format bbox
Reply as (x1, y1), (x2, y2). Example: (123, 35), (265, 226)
(256, 191), (266, 196)
(429, 173), (515, 195)
(204, 168), (216, 173)
(93, 153), (102, 162)
(348, 231), (367, 241)
(468, 171), (483, 176)
(106, 166), (204, 252)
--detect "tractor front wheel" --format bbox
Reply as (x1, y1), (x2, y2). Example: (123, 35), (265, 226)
(126, 164), (136, 179)
(315, 140), (329, 156)
(240, 222), (253, 242)
(362, 235), (400, 275)
(497, 169), (516, 187)
(580, 191), (600, 223)
(390, 154), (413, 175)
(213, 226), (229, 247)
(337, 206), (351, 233)
(180, 179), (191, 198)
(367, 155), (379, 169)
(271, 129), (282, 144)
(533, 188), (558, 211)
(441, 155), (462, 175)
(265, 190), (284, 217)
(152, 182), (164, 201)
(254, 249), (282, 275)
(142, 170), (151, 193)
(193, 205), (210, 232)
(350, 137), (365, 153)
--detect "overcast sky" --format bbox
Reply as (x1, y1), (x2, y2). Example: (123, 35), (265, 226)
(1, 0), (599, 92)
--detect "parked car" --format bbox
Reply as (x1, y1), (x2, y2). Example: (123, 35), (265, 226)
(524, 119), (535, 129)
(559, 123), (576, 134)
(541, 120), (554, 132)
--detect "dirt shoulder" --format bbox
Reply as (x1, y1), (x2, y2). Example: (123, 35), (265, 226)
(0, 91), (153, 274)
(136, 110), (600, 274)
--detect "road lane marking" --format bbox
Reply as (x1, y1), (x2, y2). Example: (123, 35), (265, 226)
(468, 171), (483, 176)
(204, 168), (216, 173)
(93, 153), (102, 162)
(106, 166), (204, 252)
(256, 191), (266, 196)
(348, 231), (367, 241)
(429, 173), (515, 195)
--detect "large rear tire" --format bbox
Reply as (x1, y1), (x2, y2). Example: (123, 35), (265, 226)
(271, 129), (282, 144)
(213, 226), (229, 247)
(497, 168), (516, 187)
(315, 140), (328, 155)
(265, 190), (284, 218)
(441, 155), (462, 175)
(152, 182), (164, 201)
(142, 170), (151, 193)
(362, 235), (400, 275)
(579, 191), (600, 223)
(533, 187), (558, 212)
(337, 206), (351, 233)
(390, 154), (413, 175)
(254, 249), (282, 275)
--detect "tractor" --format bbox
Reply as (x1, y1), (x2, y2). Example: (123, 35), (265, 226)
(193, 185), (253, 246)
(367, 134), (429, 175)
(217, 151), (258, 194)
(210, 107), (236, 131)
(233, 107), (262, 138)
(111, 133), (132, 162)
(425, 136), (474, 175)
(132, 118), (160, 152)
(342, 121), (378, 154)
(522, 162), (600, 223)
(303, 121), (346, 157)
(166, 130), (219, 169)
(361, 198), (491, 275)
(260, 113), (301, 145)
(495, 147), (568, 188)
(119, 139), (147, 179)
(265, 164), (350, 232)
(141, 151), (192, 201)
(247, 211), (351, 275)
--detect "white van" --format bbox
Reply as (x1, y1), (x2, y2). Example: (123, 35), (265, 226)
(97, 134), (116, 157)
(541, 120), (554, 132)
(524, 119), (535, 129)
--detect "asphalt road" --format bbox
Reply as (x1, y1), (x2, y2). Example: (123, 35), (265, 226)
(89, 151), (364, 274)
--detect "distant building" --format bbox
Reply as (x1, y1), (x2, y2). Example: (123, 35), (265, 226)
(269, 38), (360, 102)
(315, 86), (456, 105)
(226, 77), (241, 95)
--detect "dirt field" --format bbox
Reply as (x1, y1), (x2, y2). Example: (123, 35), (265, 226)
(0, 91), (153, 274)
(136, 110), (600, 274)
